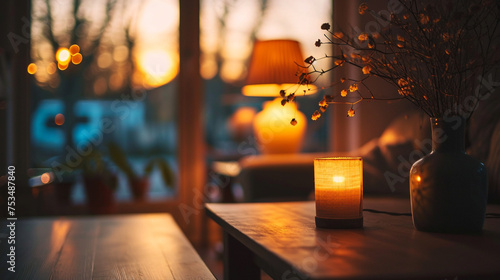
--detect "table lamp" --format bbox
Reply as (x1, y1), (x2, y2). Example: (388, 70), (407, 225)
(242, 39), (316, 154)
(314, 157), (363, 229)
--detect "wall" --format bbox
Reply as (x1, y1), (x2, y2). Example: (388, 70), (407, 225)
(328, 0), (418, 153)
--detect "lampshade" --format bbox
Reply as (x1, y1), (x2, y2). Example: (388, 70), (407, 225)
(314, 157), (363, 228)
(242, 40), (316, 97)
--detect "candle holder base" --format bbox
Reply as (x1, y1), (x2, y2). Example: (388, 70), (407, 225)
(315, 216), (363, 229)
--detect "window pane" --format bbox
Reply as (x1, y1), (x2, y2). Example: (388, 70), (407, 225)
(30, 0), (179, 207)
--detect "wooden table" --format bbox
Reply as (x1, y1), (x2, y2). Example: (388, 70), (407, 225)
(0, 214), (215, 280)
(206, 198), (500, 280)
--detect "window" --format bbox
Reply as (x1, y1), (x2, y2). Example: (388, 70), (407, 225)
(29, 0), (179, 202)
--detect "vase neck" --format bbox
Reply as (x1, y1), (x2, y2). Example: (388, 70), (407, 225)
(431, 117), (466, 153)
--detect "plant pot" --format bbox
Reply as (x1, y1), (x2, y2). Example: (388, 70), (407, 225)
(130, 177), (149, 200)
(410, 117), (488, 233)
(83, 175), (116, 215)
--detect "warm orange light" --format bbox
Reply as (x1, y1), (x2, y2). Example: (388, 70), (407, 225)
(315, 157), (363, 228)
(56, 48), (71, 65)
(243, 84), (317, 97)
(201, 56), (217, 80)
(230, 107), (256, 126)
(27, 63), (37, 74)
(228, 107), (257, 141)
(69, 44), (80, 55)
(332, 176), (345, 183)
(72, 53), (83, 65)
(40, 173), (51, 184)
(47, 62), (57, 74)
(97, 52), (112, 69)
(113, 45), (129, 62)
(416, 175), (421, 182)
(243, 40), (317, 97)
(136, 50), (178, 88)
(58, 62), (68, 71)
(50, 221), (71, 247)
(253, 98), (307, 154)
(55, 113), (65, 125)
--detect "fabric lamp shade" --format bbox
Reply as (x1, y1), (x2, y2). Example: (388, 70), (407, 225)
(242, 40), (316, 97)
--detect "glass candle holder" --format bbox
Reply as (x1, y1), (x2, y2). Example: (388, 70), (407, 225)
(314, 157), (363, 229)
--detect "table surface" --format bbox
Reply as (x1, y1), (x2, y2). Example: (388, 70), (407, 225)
(206, 198), (500, 280)
(0, 213), (215, 280)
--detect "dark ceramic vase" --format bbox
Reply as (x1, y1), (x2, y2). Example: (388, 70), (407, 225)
(410, 117), (488, 233)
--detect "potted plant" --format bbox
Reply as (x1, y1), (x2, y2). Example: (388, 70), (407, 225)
(108, 142), (175, 200)
(80, 148), (118, 214)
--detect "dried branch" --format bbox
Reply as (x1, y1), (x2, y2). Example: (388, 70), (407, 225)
(283, 0), (499, 123)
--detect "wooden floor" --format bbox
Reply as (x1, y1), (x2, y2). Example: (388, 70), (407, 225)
(0, 214), (215, 280)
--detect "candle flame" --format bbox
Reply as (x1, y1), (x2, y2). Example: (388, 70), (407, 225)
(332, 176), (345, 183)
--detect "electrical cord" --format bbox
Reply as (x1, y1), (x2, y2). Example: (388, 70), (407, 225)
(486, 213), (500, 218)
(363, 209), (500, 218)
(363, 209), (411, 216)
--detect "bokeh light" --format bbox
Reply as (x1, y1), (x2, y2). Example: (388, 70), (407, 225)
(200, 55), (217, 80)
(220, 60), (245, 83)
(136, 49), (178, 88)
(55, 113), (65, 125)
(227, 107), (257, 141)
(46, 62), (57, 74)
(97, 52), (113, 69)
(27, 63), (37, 74)
(58, 62), (68, 70)
(40, 173), (51, 184)
(69, 44), (80, 55)
(72, 53), (83, 64)
(56, 48), (71, 65)
(113, 46), (129, 62)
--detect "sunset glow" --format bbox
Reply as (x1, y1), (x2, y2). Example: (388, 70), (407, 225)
(30, 0), (329, 91)
(136, 50), (178, 88)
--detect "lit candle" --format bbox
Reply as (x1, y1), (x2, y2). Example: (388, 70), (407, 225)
(314, 157), (363, 229)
